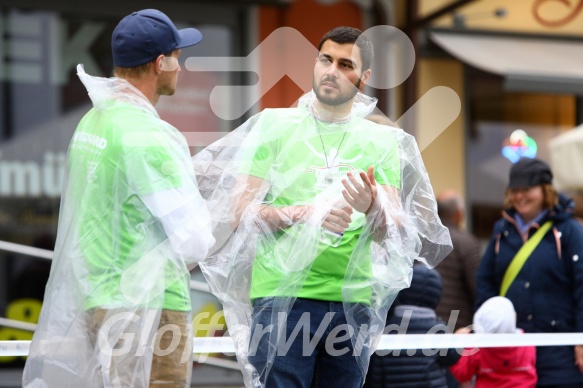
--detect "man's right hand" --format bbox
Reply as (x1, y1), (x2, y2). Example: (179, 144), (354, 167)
(322, 205), (353, 234)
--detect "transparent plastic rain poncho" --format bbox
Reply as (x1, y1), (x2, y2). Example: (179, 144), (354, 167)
(22, 65), (214, 388)
(195, 91), (452, 387)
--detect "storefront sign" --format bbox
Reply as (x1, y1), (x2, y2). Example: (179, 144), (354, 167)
(533, 0), (583, 27)
(502, 129), (538, 163)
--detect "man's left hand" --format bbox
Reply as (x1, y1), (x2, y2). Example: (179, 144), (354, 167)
(341, 166), (377, 214)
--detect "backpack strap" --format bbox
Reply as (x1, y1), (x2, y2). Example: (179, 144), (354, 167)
(500, 221), (553, 297)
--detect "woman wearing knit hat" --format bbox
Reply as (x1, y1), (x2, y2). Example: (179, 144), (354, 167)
(475, 157), (583, 387)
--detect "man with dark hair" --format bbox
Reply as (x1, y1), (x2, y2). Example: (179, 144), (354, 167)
(317, 26), (374, 73)
(249, 27), (380, 387)
(245, 26), (382, 387)
(23, 9), (214, 388)
(195, 26), (451, 388)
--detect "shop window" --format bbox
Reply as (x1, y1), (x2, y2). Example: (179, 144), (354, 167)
(466, 67), (576, 238)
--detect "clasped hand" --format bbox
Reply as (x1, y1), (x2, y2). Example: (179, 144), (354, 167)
(322, 204), (353, 234)
(290, 167), (377, 234)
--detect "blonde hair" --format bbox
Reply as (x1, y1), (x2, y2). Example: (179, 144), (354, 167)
(503, 183), (558, 210)
(113, 61), (153, 79)
(113, 49), (179, 79)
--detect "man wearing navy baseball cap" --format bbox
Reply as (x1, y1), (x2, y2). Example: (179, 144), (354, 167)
(111, 9), (203, 102)
(22, 10), (215, 388)
(112, 9), (202, 68)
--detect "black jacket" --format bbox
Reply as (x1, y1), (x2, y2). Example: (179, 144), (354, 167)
(364, 265), (460, 388)
(434, 224), (481, 329)
(476, 194), (583, 386)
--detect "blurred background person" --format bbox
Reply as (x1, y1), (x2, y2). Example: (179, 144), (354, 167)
(364, 263), (460, 388)
(451, 296), (537, 387)
(436, 189), (482, 388)
(435, 189), (481, 329)
(476, 157), (583, 387)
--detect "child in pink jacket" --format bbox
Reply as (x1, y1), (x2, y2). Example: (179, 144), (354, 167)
(450, 296), (537, 388)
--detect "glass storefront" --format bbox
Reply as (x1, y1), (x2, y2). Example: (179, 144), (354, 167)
(465, 66), (577, 238)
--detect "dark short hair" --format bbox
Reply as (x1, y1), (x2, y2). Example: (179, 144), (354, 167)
(437, 197), (460, 221)
(317, 26), (373, 71)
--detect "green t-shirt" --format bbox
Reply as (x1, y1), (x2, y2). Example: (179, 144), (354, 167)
(69, 101), (191, 311)
(248, 108), (401, 304)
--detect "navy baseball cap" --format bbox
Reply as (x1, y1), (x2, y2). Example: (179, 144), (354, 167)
(112, 9), (202, 67)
